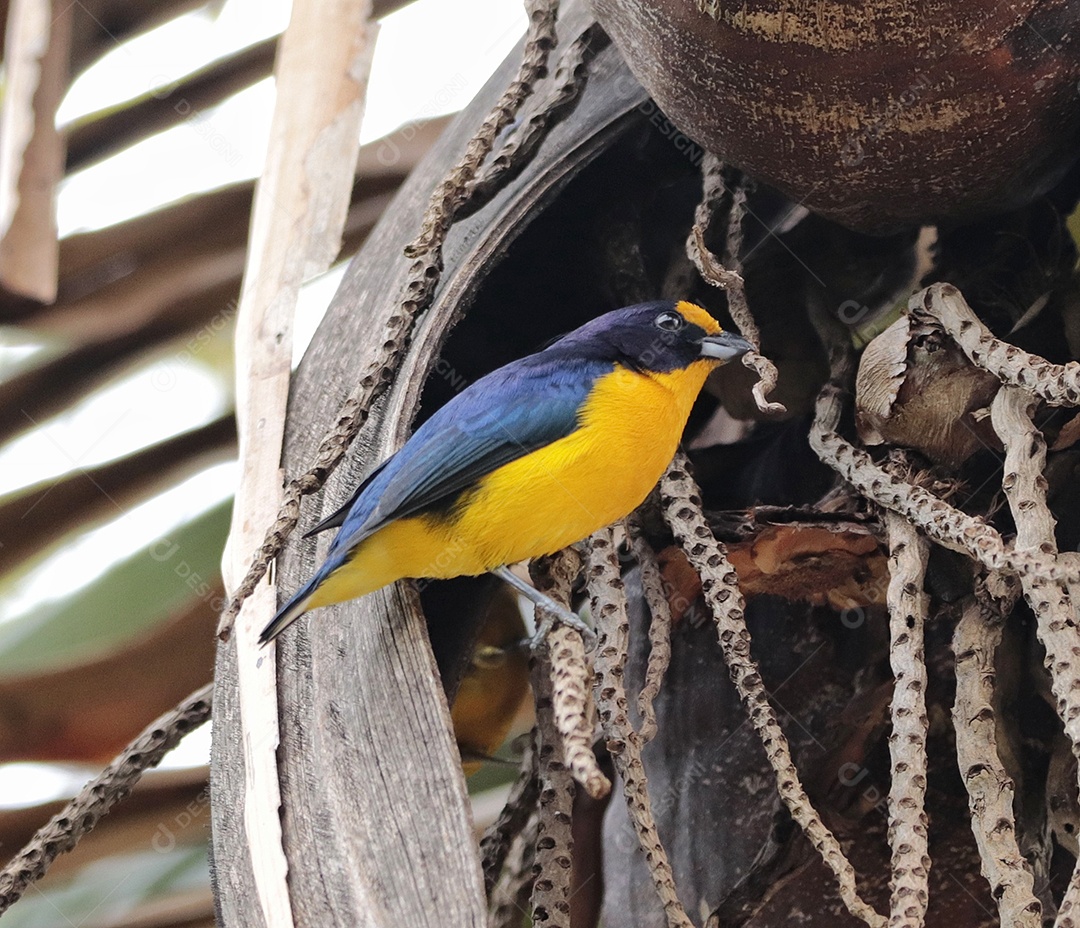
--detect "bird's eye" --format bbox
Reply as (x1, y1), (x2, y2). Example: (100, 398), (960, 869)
(654, 310), (685, 331)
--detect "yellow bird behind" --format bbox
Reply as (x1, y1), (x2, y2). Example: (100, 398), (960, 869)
(450, 585), (531, 776)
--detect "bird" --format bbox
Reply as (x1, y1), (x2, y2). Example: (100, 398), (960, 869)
(260, 300), (752, 645)
(450, 585), (530, 775)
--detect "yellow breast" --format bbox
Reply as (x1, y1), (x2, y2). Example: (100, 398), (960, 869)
(429, 359), (716, 571)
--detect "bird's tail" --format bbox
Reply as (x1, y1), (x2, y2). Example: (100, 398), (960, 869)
(259, 544), (368, 645)
(258, 581), (316, 645)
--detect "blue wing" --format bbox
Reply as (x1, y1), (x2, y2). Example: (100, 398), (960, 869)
(324, 354), (613, 557)
(260, 353), (612, 643)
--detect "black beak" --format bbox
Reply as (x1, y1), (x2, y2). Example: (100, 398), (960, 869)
(700, 330), (753, 362)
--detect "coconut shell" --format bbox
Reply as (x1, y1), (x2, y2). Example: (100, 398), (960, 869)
(591, 0), (1080, 233)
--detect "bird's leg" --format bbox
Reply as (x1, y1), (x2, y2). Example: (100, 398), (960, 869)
(491, 565), (596, 649)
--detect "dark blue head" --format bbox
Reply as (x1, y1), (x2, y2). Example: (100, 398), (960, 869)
(543, 300), (753, 373)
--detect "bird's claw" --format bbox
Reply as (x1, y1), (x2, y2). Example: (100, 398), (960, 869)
(491, 565), (596, 651)
(529, 602), (597, 651)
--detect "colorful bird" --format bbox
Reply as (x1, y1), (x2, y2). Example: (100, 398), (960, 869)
(260, 300), (751, 645)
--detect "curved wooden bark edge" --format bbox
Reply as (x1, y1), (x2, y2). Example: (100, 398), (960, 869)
(210, 6), (648, 926)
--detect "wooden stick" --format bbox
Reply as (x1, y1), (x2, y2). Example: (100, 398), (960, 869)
(0, 0), (71, 302)
(0, 684), (212, 913)
(529, 559), (579, 928)
(216, 2), (376, 925)
(989, 387), (1080, 928)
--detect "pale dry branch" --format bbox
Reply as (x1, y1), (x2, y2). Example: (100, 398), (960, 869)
(0, 684), (212, 913)
(913, 283), (1080, 407)
(216, 0), (561, 639)
(810, 330), (1080, 729)
(687, 154), (740, 293)
(627, 523), (673, 744)
(687, 153), (784, 415)
(529, 556), (578, 928)
(809, 308), (1080, 924)
(810, 380), (1079, 587)
(463, 21), (608, 213)
(530, 684), (575, 928)
(989, 387), (1080, 928)
(989, 387), (1073, 675)
(953, 578), (1041, 928)
(883, 511), (931, 928)
(721, 173), (749, 268)
(586, 527), (694, 928)
(530, 551), (611, 802)
(480, 733), (539, 895)
(990, 386), (1080, 746)
(405, 0), (558, 258)
(660, 455), (886, 928)
(547, 625), (610, 799)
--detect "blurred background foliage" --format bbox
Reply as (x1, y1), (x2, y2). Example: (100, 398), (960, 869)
(0, 0), (531, 923)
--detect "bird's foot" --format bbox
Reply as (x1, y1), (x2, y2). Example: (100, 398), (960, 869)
(528, 597), (596, 651)
(491, 565), (596, 650)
